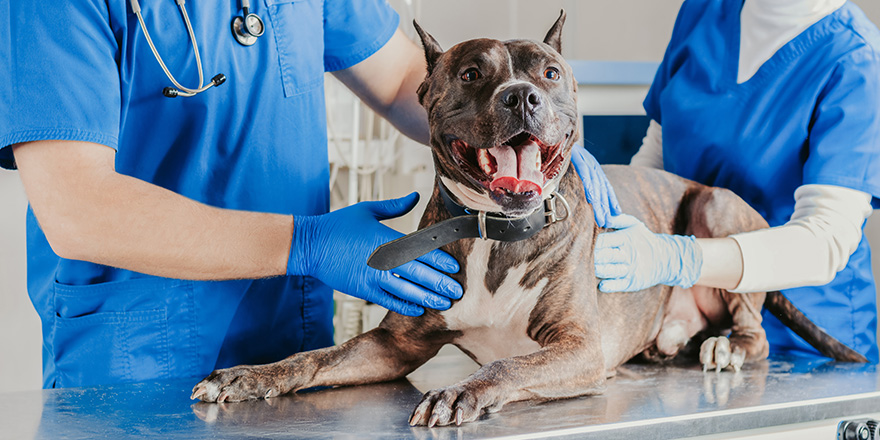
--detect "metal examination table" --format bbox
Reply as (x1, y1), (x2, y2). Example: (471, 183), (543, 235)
(2, 352), (879, 440)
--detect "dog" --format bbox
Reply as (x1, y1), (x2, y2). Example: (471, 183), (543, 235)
(191, 12), (865, 427)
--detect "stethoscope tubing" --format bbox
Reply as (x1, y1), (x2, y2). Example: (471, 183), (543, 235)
(130, 0), (224, 96)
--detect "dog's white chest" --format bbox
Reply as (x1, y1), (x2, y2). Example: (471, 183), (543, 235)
(441, 241), (545, 365)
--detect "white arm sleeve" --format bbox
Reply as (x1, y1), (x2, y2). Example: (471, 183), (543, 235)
(629, 119), (664, 169)
(729, 184), (873, 293)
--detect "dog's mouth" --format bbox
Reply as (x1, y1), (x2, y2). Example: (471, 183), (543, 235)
(448, 131), (568, 199)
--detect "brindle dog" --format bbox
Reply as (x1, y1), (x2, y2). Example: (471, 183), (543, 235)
(191, 12), (865, 427)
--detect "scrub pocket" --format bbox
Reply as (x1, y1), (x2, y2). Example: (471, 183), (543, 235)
(52, 277), (197, 388)
(265, 0), (324, 97)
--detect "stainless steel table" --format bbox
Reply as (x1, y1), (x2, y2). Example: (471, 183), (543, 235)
(3, 352), (879, 440)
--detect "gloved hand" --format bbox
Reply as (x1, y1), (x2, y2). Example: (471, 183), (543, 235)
(570, 144), (622, 228)
(594, 214), (703, 292)
(287, 192), (462, 316)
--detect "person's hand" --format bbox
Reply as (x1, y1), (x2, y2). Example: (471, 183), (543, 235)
(594, 214), (702, 292)
(287, 192), (462, 316)
(570, 144), (622, 228)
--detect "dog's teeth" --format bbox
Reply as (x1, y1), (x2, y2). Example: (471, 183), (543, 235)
(478, 148), (492, 175)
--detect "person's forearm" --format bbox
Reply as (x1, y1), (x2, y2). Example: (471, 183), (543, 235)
(695, 184), (870, 293)
(64, 172), (293, 280)
(14, 141), (293, 280)
(333, 29), (430, 145)
(629, 120), (664, 169)
(370, 29), (430, 144)
(694, 237), (744, 290)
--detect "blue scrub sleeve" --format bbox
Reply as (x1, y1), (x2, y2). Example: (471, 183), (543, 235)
(0, 4), (9, 169)
(322, 0), (400, 72)
(642, 1), (700, 124)
(0, 1), (121, 170)
(643, 40), (674, 125)
(804, 47), (880, 208)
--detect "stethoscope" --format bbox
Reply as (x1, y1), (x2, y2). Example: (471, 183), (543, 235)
(129, 0), (265, 98)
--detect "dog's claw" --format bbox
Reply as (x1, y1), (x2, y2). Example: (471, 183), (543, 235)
(729, 347), (746, 372)
(191, 386), (206, 401)
(411, 385), (483, 427)
(193, 363), (293, 404)
(701, 336), (746, 373)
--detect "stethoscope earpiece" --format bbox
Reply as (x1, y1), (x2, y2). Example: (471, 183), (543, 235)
(163, 75), (225, 98)
(163, 87), (180, 98)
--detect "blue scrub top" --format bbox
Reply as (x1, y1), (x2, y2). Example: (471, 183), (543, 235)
(0, 0), (399, 388)
(645, 0), (880, 362)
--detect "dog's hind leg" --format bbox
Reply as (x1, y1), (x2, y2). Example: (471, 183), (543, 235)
(192, 313), (452, 403)
(685, 187), (770, 371)
(700, 290), (768, 372)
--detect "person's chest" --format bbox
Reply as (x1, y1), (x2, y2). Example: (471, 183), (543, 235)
(656, 1), (844, 221)
(106, 0), (333, 210)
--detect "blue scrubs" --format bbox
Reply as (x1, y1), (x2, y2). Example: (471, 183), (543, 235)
(645, 0), (880, 362)
(0, 0), (399, 388)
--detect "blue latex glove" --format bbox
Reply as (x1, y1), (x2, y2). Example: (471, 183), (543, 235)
(287, 192), (462, 316)
(570, 144), (622, 228)
(594, 214), (703, 292)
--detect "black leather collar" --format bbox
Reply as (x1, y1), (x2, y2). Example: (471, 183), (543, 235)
(367, 184), (570, 270)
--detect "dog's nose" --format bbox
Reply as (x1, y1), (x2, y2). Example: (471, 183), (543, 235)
(500, 84), (541, 116)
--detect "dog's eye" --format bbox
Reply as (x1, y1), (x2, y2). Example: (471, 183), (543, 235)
(544, 67), (560, 81)
(460, 68), (481, 82)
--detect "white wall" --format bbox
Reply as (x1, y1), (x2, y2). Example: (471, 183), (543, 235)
(412, 0), (682, 61)
(858, 0), (880, 289)
(0, 171), (41, 393)
(1, 0), (879, 394)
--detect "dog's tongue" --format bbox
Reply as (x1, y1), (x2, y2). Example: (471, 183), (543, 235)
(488, 140), (543, 195)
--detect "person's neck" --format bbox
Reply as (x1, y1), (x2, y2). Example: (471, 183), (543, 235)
(743, 0), (845, 19)
(737, 0), (845, 83)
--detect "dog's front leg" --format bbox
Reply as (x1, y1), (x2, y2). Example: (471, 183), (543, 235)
(192, 315), (450, 403)
(409, 334), (602, 427)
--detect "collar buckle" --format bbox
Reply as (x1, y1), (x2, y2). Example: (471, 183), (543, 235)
(544, 191), (570, 225)
(477, 211), (488, 240)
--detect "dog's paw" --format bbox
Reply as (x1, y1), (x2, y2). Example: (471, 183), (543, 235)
(409, 385), (488, 427)
(191, 365), (285, 403)
(700, 337), (745, 373)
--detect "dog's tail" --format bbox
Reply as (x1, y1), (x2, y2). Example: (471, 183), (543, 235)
(764, 291), (868, 362)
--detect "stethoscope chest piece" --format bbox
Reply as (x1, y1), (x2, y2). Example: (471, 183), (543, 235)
(232, 13), (264, 46)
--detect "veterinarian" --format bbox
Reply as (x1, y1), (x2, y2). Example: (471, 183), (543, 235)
(594, 0), (880, 363)
(1, 2), (619, 388)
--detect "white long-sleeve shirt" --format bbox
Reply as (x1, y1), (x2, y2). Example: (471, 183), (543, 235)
(630, 0), (874, 292)
(738, 0), (846, 83)
(633, 120), (872, 293)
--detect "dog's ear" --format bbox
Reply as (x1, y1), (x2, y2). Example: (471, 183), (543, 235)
(543, 10), (566, 54)
(416, 81), (429, 106)
(413, 20), (444, 74)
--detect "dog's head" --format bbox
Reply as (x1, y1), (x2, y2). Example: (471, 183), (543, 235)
(415, 11), (578, 218)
